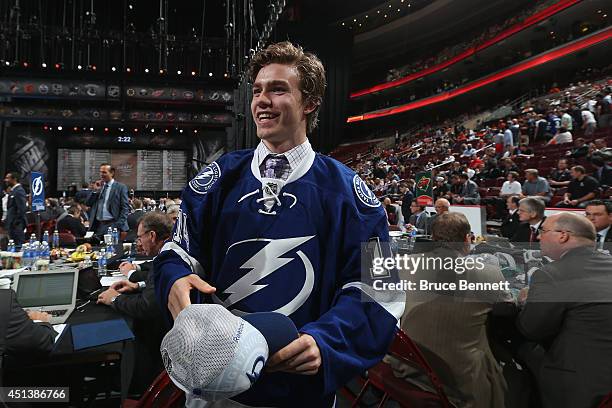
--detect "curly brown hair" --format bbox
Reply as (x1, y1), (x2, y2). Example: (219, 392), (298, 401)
(248, 41), (326, 134)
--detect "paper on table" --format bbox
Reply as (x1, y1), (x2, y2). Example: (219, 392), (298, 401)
(52, 324), (68, 343)
(0, 267), (26, 278)
(84, 231), (94, 238)
(100, 276), (125, 287)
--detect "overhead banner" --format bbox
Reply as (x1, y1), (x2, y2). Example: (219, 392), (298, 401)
(415, 171), (434, 206)
(31, 171), (46, 212)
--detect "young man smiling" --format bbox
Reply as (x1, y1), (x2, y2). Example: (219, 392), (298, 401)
(154, 42), (402, 407)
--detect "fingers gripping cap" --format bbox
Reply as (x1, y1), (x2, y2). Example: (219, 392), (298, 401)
(161, 304), (298, 401)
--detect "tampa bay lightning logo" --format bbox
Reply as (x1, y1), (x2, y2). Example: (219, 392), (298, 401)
(246, 356), (266, 384)
(32, 176), (44, 196)
(212, 236), (315, 316)
(189, 162), (221, 195)
(353, 175), (380, 208)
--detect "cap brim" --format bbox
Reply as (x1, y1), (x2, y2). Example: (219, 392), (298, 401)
(242, 312), (299, 355)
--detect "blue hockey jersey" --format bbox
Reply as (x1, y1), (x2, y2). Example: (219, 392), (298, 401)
(154, 143), (403, 407)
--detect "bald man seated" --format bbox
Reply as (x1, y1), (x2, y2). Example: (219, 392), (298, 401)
(426, 198), (450, 234)
(517, 213), (612, 408)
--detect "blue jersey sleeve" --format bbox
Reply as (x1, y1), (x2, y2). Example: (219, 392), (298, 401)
(300, 172), (405, 395)
(154, 161), (222, 322)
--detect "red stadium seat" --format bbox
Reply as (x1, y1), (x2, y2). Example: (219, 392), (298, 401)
(346, 330), (451, 408)
(122, 371), (184, 408)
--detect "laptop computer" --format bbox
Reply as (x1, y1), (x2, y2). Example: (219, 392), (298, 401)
(13, 269), (79, 324)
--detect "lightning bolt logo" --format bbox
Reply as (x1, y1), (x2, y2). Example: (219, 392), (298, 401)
(222, 236), (315, 307)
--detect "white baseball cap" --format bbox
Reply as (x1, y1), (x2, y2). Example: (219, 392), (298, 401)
(161, 304), (298, 401)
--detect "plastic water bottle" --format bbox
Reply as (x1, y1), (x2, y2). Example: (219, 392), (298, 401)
(112, 227), (119, 245)
(7, 240), (15, 253)
(42, 230), (50, 245)
(29, 233), (36, 246)
(22, 244), (32, 268)
(31, 241), (40, 269)
(98, 249), (107, 277)
(52, 230), (60, 249)
(107, 227), (113, 239)
(408, 229), (417, 251)
(37, 242), (50, 272)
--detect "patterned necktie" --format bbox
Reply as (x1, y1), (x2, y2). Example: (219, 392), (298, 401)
(261, 154), (290, 181)
(96, 183), (107, 220)
(530, 227), (538, 243)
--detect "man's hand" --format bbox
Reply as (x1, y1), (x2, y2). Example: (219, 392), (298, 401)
(111, 280), (139, 293)
(119, 261), (136, 276)
(518, 287), (529, 304)
(266, 334), (321, 375)
(569, 200), (578, 206)
(168, 275), (216, 320)
(27, 311), (51, 322)
(97, 288), (120, 305)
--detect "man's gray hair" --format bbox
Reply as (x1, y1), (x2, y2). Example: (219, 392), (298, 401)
(138, 211), (174, 241)
(166, 204), (180, 217)
(525, 168), (539, 176)
(554, 212), (597, 241)
(519, 197), (545, 219)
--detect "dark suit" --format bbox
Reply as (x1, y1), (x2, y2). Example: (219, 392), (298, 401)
(510, 217), (545, 247)
(125, 209), (145, 241)
(87, 180), (130, 235)
(56, 214), (87, 238)
(500, 210), (520, 239)
(74, 188), (92, 204)
(5, 184), (27, 246)
(0, 289), (54, 374)
(517, 246), (612, 408)
(400, 190), (414, 223)
(459, 180), (480, 205)
(408, 211), (431, 234)
(112, 269), (167, 393)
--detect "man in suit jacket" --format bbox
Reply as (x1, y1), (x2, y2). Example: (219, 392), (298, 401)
(388, 213), (515, 408)
(56, 204), (87, 238)
(74, 182), (93, 204)
(511, 197), (546, 247)
(517, 213), (612, 408)
(87, 164), (129, 236)
(585, 200), (612, 249)
(96, 211), (170, 392)
(407, 201), (431, 234)
(452, 173), (480, 205)
(500, 196), (521, 238)
(125, 198), (145, 242)
(0, 289), (54, 373)
(3, 172), (27, 247)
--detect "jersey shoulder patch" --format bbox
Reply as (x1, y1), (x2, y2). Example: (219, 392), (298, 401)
(352, 174), (381, 208)
(189, 161), (222, 194)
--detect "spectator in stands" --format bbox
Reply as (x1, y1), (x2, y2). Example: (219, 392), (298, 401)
(406, 202), (430, 235)
(581, 108), (597, 136)
(452, 173), (480, 205)
(561, 108), (573, 131)
(585, 200), (612, 249)
(548, 158), (572, 188)
(127, 198), (144, 232)
(56, 204), (87, 238)
(503, 124), (514, 149)
(399, 182), (414, 223)
(433, 176), (451, 201)
(388, 212), (514, 408)
(501, 196), (521, 238)
(546, 127), (572, 145)
(513, 143), (534, 158)
(511, 196), (546, 246)
(492, 171), (522, 218)
(517, 213), (612, 408)
(558, 166), (599, 208)
(595, 93), (612, 128)
(521, 169), (552, 203)
(386, 179), (400, 196)
(499, 158), (519, 178)
(462, 144), (476, 157)
(591, 148), (612, 187)
(567, 138), (589, 159)
(510, 118), (520, 145)
(494, 128), (505, 155)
